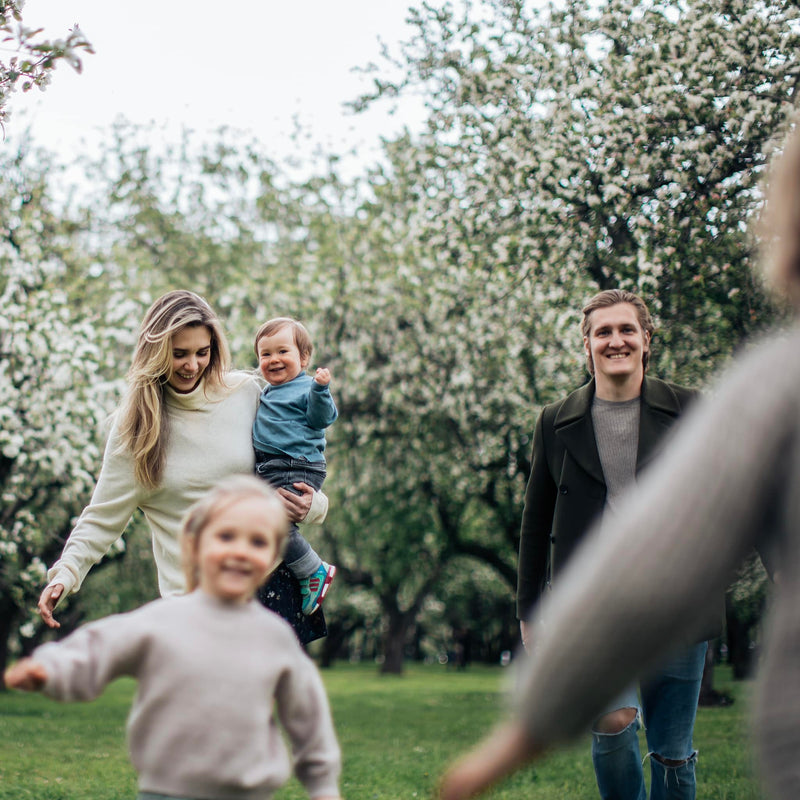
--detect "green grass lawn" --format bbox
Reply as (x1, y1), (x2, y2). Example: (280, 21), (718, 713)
(0, 662), (765, 799)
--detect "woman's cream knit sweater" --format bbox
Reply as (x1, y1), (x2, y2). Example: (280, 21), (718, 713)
(47, 372), (327, 600)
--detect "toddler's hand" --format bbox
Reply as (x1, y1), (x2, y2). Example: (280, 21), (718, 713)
(314, 367), (331, 386)
(4, 658), (48, 692)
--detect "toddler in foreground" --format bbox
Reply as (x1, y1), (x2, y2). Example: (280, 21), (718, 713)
(5, 475), (342, 800)
(253, 317), (338, 615)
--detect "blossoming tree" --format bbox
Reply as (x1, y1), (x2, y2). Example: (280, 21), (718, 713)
(1, 0), (92, 131)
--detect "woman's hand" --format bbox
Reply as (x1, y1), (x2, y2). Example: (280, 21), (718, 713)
(37, 584), (64, 629)
(277, 483), (314, 522)
(438, 721), (541, 800)
(4, 658), (48, 692)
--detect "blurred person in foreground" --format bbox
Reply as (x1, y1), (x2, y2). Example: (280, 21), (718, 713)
(439, 123), (800, 800)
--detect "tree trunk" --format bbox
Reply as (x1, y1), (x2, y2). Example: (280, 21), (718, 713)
(380, 605), (411, 675)
(726, 594), (754, 680)
(318, 616), (359, 668)
(698, 639), (733, 707)
(0, 598), (18, 689)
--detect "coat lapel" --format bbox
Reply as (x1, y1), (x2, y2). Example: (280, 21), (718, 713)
(554, 376), (684, 484)
(554, 380), (606, 485)
(637, 377), (684, 472)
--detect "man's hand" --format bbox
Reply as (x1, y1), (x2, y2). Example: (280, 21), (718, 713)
(519, 619), (532, 652)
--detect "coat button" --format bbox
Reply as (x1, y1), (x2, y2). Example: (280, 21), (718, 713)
(550, 535), (556, 542)
(559, 486), (568, 494)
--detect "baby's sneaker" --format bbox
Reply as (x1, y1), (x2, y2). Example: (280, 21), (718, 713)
(300, 562), (336, 615)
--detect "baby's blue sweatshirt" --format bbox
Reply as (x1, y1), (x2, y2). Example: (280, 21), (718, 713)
(253, 371), (338, 462)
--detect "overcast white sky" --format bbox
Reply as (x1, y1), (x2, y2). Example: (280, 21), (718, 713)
(7, 0), (432, 176)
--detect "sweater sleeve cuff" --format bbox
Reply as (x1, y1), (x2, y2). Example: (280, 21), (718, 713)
(304, 489), (329, 525)
(45, 567), (79, 606)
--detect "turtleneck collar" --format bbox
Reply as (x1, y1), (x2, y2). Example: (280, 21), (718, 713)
(164, 377), (212, 410)
(163, 371), (251, 410)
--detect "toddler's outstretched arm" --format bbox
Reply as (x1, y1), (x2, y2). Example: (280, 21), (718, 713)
(4, 658), (48, 692)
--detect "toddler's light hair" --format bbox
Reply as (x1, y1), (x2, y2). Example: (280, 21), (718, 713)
(253, 317), (313, 363)
(181, 475), (289, 592)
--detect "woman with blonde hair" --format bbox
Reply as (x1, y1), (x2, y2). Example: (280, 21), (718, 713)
(38, 290), (329, 642)
(439, 123), (800, 800)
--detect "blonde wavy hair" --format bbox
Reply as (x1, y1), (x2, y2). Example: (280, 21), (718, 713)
(760, 124), (800, 309)
(181, 475), (289, 592)
(118, 290), (231, 488)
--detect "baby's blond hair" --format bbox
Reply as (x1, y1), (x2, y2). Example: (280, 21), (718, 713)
(253, 317), (313, 362)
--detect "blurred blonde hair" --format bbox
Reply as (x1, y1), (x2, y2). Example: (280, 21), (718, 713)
(181, 475), (289, 592)
(118, 290), (231, 488)
(760, 124), (800, 309)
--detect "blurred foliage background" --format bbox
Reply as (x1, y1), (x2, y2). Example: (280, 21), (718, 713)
(2, 0), (798, 679)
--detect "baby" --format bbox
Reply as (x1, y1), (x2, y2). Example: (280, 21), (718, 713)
(253, 316), (338, 615)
